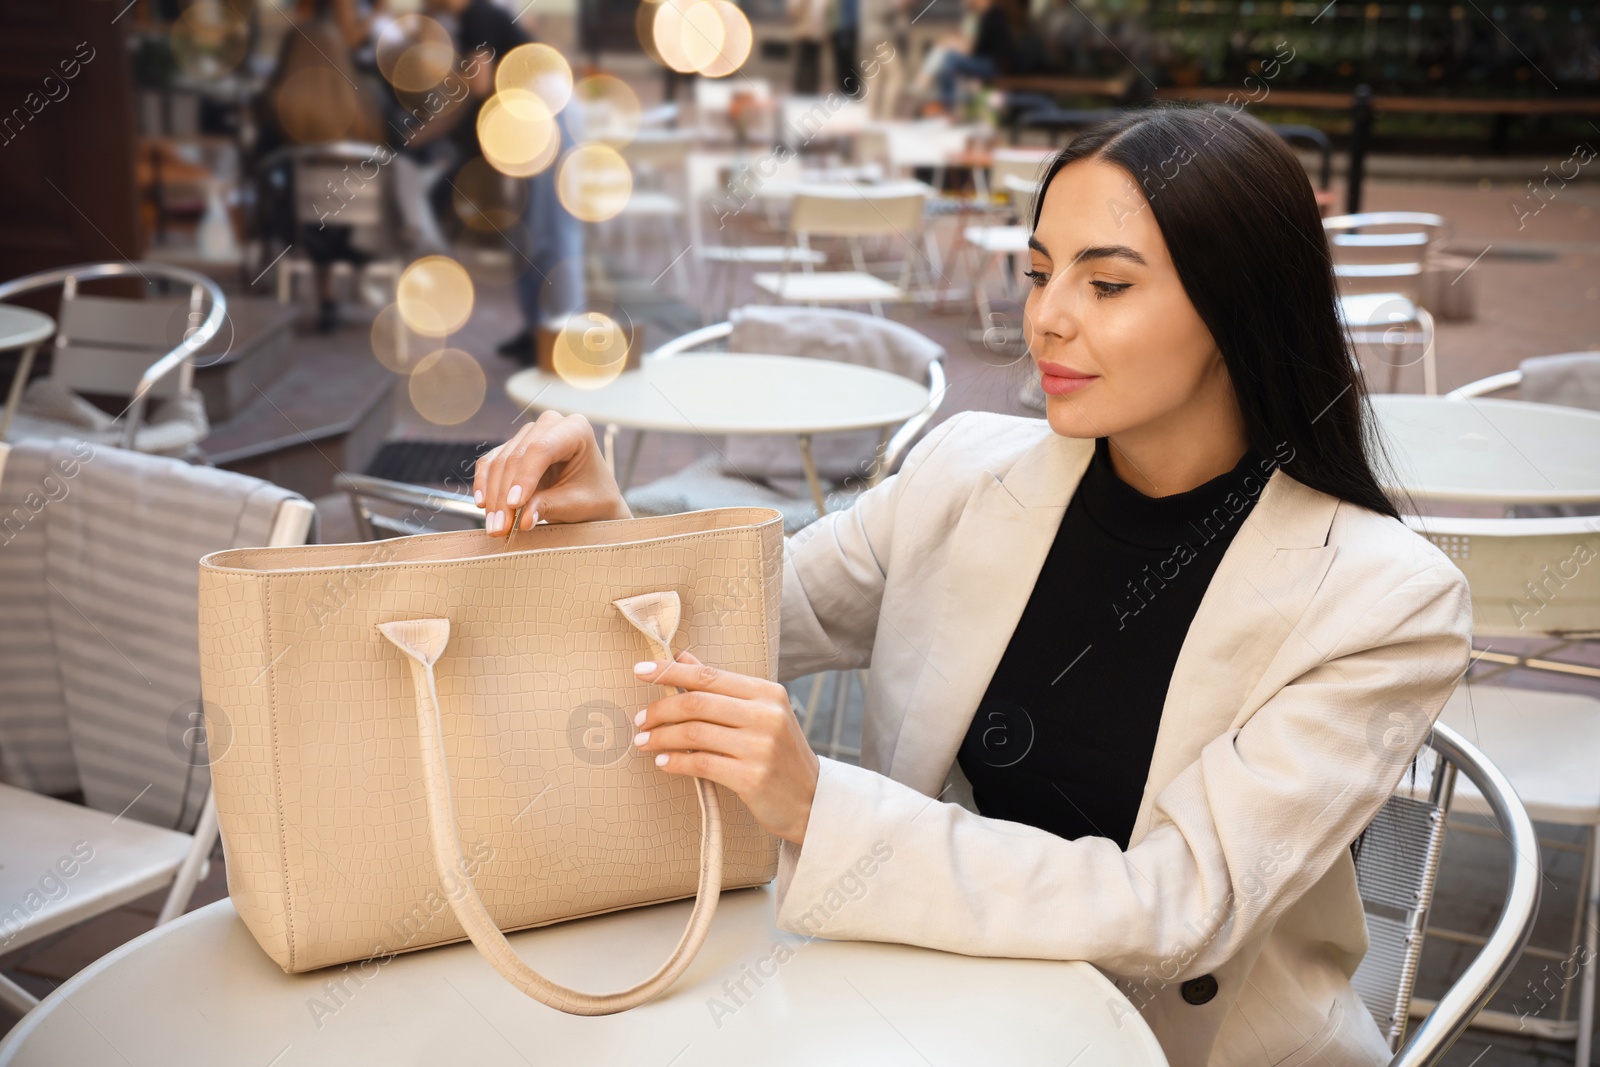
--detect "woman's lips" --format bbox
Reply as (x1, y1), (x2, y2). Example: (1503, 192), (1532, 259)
(1037, 362), (1098, 396)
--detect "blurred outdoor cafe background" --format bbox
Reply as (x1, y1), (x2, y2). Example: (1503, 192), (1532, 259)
(0, 0), (1597, 1060)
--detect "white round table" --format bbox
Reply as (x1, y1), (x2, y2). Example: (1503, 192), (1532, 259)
(1371, 394), (1600, 506)
(506, 353), (932, 514)
(0, 305), (55, 442)
(0, 884), (1169, 1067)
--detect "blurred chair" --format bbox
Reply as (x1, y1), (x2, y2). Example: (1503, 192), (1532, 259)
(260, 142), (406, 316)
(0, 262), (225, 458)
(692, 76), (773, 141)
(1325, 212), (1450, 394)
(1352, 722), (1542, 1066)
(751, 182), (933, 317)
(687, 151), (827, 318)
(334, 471), (484, 540)
(0, 439), (313, 1016)
(1403, 512), (1600, 1065)
(624, 305), (947, 531)
(624, 305), (947, 757)
(619, 131), (697, 296)
(1451, 351), (1600, 518)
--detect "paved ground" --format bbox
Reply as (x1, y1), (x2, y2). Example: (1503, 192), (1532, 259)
(3, 167), (1597, 1062)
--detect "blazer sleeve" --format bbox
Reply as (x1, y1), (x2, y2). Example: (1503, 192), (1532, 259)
(771, 559), (1472, 979)
(775, 413), (968, 682)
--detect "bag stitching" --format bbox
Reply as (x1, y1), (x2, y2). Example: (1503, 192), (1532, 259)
(200, 514), (785, 576)
(265, 578), (296, 970)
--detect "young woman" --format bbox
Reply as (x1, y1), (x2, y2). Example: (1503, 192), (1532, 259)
(472, 105), (1472, 1067)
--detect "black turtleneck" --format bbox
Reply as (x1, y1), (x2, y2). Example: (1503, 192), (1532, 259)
(956, 436), (1276, 849)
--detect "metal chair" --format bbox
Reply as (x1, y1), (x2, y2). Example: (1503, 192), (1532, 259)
(334, 471), (484, 540)
(751, 182), (934, 317)
(1324, 212), (1450, 395)
(0, 262), (225, 457)
(0, 444), (314, 1017)
(259, 142), (404, 313)
(1352, 722), (1542, 1066)
(1401, 512), (1600, 1063)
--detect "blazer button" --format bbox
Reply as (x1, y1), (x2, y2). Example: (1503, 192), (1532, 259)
(1181, 974), (1219, 1005)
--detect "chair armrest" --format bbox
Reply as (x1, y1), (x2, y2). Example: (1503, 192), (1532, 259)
(1446, 370), (1521, 399)
(1390, 723), (1541, 1067)
(649, 321), (732, 360)
(874, 358), (948, 484)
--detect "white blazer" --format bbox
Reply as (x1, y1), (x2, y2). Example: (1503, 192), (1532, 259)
(770, 410), (1472, 1067)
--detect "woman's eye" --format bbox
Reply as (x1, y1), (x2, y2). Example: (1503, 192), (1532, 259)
(1023, 270), (1049, 288)
(1091, 280), (1132, 299)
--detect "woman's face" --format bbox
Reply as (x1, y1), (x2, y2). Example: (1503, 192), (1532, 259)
(1023, 158), (1231, 443)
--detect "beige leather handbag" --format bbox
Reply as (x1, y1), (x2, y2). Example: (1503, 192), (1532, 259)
(197, 506), (784, 1015)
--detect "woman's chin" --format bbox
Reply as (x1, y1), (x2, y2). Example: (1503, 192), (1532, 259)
(1043, 403), (1111, 440)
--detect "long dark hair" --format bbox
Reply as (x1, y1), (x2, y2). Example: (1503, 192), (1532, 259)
(1031, 103), (1400, 521)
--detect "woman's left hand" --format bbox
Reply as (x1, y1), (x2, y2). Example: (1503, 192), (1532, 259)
(632, 651), (819, 846)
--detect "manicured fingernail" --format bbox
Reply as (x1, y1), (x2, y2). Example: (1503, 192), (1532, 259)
(529, 508), (539, 525)
(493, 510), (505, 532)
(655, 753), (669, 767)
(633, 661), (655, 674)
(633, 731), (650, 746)
(507, 484), (523, 506)
(474, 489), (484, 506)
(634, 709), (647, 725)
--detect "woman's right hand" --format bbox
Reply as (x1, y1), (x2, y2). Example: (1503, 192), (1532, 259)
(473, 411), (632, 535)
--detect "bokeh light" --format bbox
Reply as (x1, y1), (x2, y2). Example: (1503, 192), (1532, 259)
(652, 0), (726, 74)
(275, 68), (359, 143)
(699, 1), (753, 78)
(396, 256), (475, 337)
(478, 90), (560, 177)
(451, 156), (530, 233)
(552, 311), (630, 389)
(495, 44), (573, 115)
(370, 303), (435, 374)
(570, 74), (642, 148)
(556, 144), (633, 222)
(409, 348), (487, 425)
(376, 15), (455, 92)
(170, 1), (250, 80)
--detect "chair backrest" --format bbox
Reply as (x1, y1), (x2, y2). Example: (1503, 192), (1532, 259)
(52, 276), (207, 400)
(789, 183), (929, 238)
(1323, 212), (1451, 298)
(334, 472), (482, 540)
(1365, 723), (1541, 1067)
(1351, 786), (1451, 1050)
(989, 148), (1051, 194)
(283, 143), (393, 230)
(780, 95), (871, 145)
(1404, 514), (1600, 638)
(884, 120), (977, 172)
(0, 438), (312, 831)
(1518, 351), (1600, 413)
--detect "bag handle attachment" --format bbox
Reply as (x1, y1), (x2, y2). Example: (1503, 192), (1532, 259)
(377, 589), (724, 1016)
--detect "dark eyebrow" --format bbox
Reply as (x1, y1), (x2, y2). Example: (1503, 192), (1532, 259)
(1026, 237), (1147, 267)
(1070, 244), (1147, 267)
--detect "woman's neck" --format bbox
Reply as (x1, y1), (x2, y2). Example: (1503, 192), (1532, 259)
(1105, 388), (1250, 499)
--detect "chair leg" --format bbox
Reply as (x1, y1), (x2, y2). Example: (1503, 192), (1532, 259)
(156, 787), (220, 925)
(0, 972), (39, 1015)
(1578, 825), (1598, 1067)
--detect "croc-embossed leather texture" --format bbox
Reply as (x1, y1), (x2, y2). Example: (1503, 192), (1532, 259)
(197, 507), (784, 1014)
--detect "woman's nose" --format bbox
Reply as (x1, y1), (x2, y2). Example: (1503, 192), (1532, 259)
(1024, 280), (1080, 348)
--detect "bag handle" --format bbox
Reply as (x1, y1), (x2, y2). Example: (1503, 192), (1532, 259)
(377, 589), (724, 1016)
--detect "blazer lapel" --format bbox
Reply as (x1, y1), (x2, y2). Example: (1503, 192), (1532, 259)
(1126, 471), (1341, 844)
(884, 430), (1093, 795)
(883, 431), (1344, 832)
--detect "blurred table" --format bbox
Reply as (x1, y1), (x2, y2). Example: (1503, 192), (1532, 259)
(0, 884), (1169, 1067)
(506, 353), (931, 513)
(1371, 394), (1600, 505)
(0, 305), (56, 441)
